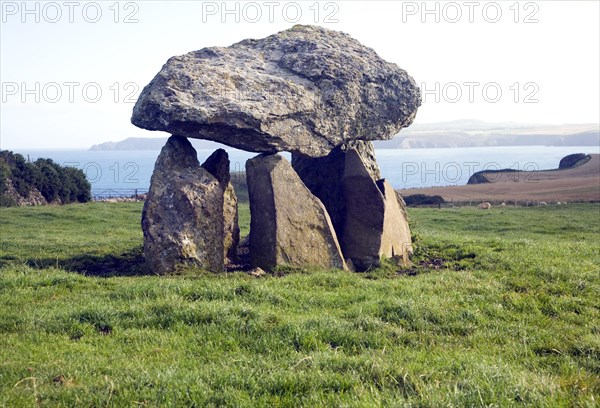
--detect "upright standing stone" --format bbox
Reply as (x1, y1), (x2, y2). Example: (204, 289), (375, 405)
(142, 136), (224, 274)
(201, 149), (231, 185)
(246, 154), (346, 271)
(201, 149), (240, 264)
(342, 149), (413, 270)
(291, 140), (380, 236)
(378, 180), (413, 265)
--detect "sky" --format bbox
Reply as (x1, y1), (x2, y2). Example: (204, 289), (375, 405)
(1, 0), (599, 149)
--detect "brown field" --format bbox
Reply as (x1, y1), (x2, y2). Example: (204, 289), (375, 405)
(399, 154), (600, 203)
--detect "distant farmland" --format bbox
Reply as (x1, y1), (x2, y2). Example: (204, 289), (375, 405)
(400, 154), (600, 203)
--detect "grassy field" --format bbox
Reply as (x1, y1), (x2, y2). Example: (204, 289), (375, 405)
(0, 202), (599, 406)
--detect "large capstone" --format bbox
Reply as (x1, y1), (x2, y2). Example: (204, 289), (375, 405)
(342, 149), (413, 270)
(132, 25), (421, 158)
(142, 136), (224, 274)
(246, 153), (346, 271)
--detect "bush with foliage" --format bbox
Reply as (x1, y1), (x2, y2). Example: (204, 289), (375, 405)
(0, 150), (91, 206)
(403, 194), (445, 206)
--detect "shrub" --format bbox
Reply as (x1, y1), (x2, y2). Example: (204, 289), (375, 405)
(403, 194), (445, 206)
(0, 150), (92, 206)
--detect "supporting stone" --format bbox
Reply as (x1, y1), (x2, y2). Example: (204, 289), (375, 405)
(342, 149), (413, 271)
(201, 149), (240, 264)
(246, 153), (346, 271)
(379, 181), (413, 266)
(291, 140), (380, 237)
(142, 136), (225, 274)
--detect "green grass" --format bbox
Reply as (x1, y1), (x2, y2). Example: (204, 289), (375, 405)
(0, 203), (599, 406)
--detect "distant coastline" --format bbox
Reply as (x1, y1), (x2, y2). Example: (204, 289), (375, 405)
(374, 119), (599, 149)
(89, 120), (600, 151)
(89, 137), (225, 151)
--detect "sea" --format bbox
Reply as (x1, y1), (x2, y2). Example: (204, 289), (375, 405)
(11, 146), (600, 198)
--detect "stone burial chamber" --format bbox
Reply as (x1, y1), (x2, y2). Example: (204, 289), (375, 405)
(132, 25), (421, 274)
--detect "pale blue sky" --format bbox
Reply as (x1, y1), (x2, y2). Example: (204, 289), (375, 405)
(1, 0), (599, 149)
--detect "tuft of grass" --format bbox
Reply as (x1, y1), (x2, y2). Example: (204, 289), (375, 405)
(0, 203), (599, 406)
